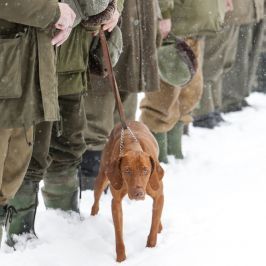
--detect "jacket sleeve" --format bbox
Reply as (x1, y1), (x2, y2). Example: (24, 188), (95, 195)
(158, 0), (174, 19)
(116, 0), (124, 14)
(0, 0), (60, 29)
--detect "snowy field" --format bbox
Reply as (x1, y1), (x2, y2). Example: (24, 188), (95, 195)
(1, 92), (266, 266)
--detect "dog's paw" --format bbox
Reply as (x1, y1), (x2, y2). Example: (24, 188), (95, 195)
(146, 236), (157, 248)
(116, 253), (126, 262)
(116, 244), (126, 262)
(91, 205), (99, 216)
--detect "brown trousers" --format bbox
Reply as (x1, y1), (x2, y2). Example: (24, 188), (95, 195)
(140, 39), (203, 133)
(0, 127), (33, 205)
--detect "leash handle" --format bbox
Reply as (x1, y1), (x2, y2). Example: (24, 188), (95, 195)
(99, 28), (127, 130)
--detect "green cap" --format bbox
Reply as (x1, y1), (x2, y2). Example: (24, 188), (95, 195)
(107, 26), (123, 67)
(79, 0), (110, 17)
(157, 36), (197, 87)
(63, 0), (110, 19)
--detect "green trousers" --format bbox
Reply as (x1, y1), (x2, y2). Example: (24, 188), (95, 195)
(27, 94), (86, 182)
(13, 93), (86, 200)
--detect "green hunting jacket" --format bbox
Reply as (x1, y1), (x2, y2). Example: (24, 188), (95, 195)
(0, 0), (60, 128)
(58, 0), (124, 96)
(113, 0), (160, 93)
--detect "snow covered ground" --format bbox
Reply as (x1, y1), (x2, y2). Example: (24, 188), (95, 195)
(1, 92), (266, 266)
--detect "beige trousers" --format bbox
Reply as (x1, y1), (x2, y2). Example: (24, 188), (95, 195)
(140, 39), (203, 133)
(0, 127), (33, 205)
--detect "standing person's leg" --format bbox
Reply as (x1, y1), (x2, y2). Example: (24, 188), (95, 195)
(222, 24), (252, 112)
(170, 38), (203, 158)
(194, 25), (239, 127)
(140, 80), (182, 163)
(81, 89), (116, 190)
(248, 20), (265, 93)
(6, 122), (52, 246)
(212, 26), (239, 112)
(254, 20), (266, 93)
(42, 94), (86, 211)
(140, 38), (203, 162)
(0, 127), (33, 246)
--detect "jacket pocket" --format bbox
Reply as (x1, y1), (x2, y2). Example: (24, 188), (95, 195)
(56, 26), (89, 74)
(0, 33), (23, 98)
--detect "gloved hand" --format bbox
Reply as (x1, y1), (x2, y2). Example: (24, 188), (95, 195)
(81, 0), (116, 30)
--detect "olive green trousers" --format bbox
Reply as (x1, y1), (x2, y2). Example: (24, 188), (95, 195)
(19, 94), (86, 183)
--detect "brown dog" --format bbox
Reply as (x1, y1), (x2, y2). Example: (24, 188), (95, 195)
(91, 121), (164, 262)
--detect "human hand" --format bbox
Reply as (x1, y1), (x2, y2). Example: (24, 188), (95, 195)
(52, 3), (76, 47)
(102, 9), (120, 32)
(225, 0), (234, 12)
(159, 19), (172, 39)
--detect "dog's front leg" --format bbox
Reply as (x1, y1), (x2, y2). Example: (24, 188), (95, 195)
(147, 193), (164, 248)
(112, 197), (126, 262)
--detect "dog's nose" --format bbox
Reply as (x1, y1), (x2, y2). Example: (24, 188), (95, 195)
(133, 188), (145, 200)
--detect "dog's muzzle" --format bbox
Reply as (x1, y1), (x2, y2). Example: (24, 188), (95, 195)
(129, 187), (145, 201)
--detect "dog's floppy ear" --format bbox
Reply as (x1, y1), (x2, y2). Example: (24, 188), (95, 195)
(149, 157), (164, 191)
(106, 158), (123, 190)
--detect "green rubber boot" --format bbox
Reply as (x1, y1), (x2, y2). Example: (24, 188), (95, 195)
(41, 167), (79, 212)
(6, 179), (39, 247)
(167, 122), (184, 159)
(152, 132), (168, 164)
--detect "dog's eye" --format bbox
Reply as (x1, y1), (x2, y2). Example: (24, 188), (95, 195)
(143, 168), (149, 175)
(124, 168), (132, 176)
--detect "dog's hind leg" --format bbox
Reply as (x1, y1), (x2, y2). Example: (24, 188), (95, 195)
(91, 171), (108, 216)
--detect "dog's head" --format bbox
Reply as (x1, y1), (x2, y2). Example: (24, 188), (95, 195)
(106, 151), (164, 200)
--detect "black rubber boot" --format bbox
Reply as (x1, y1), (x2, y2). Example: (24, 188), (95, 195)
(213, 111), (225, 124)
(79, 150), (102, 191)
(223, 102), (243, 113)
(193, 112), (219, 129)
(152, 132), (168, 164)
(6, 179), (39, 247)
(167, 122), (184, 159)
